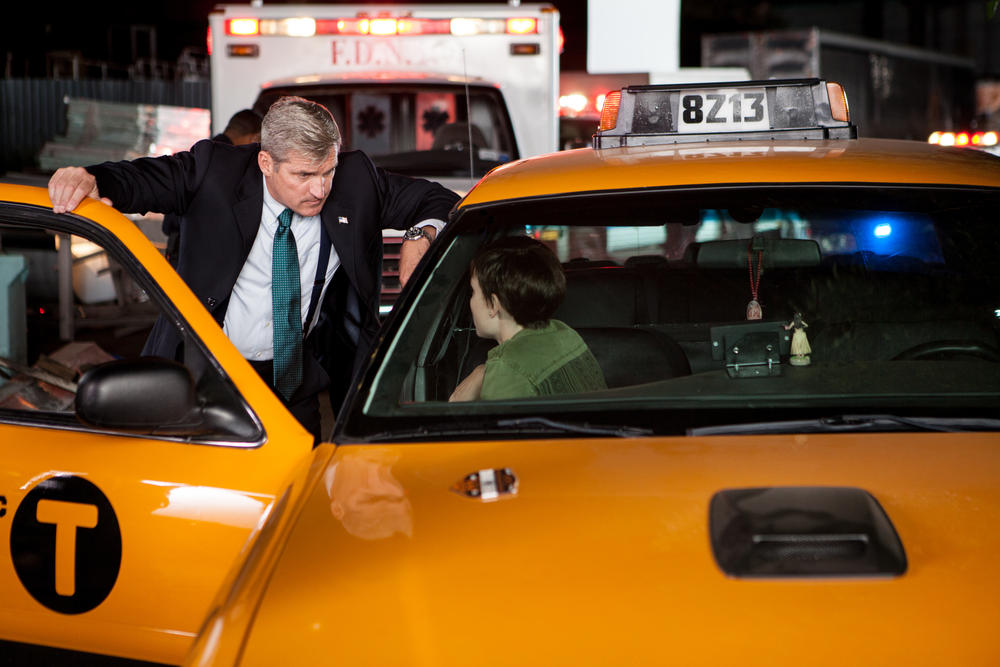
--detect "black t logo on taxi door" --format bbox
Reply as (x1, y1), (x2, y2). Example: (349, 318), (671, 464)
(10, 475), (122, 614)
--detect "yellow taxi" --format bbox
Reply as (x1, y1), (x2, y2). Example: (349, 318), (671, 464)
(182, 78), (1000, 666)
(0, 186), (316, 663)
(4, 77), (1000, 666)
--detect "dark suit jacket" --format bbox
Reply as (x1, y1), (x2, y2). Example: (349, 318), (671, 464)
(88, 138), (459, 408)
(161, 133), (233, 238)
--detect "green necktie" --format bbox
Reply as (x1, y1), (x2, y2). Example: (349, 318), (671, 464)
(272, 207), (303, 400)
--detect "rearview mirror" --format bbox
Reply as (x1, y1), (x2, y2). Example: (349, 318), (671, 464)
(693, 237), (821, 269)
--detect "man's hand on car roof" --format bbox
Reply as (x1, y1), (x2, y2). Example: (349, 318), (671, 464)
(48, 166), (113, 213)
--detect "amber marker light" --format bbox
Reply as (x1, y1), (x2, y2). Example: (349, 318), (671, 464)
(599, 91), (621, 132)
(826, 82), (849, 122)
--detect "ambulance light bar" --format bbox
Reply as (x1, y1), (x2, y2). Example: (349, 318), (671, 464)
(593, 79), (856, 149)
(224, 16), (538, 38)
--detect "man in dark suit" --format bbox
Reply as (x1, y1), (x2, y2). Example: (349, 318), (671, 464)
(162, 109), (263, 267)
(48, 96), (459, 441)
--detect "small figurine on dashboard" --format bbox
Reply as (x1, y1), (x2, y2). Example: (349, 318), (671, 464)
(785, 313), (811, 366)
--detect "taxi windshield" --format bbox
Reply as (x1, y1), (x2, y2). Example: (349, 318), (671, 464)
(255, 83), (517, 177)
(346, 184), (1000, 439)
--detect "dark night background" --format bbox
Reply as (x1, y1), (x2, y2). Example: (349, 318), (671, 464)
(3, 1), (999, 78)
(2, 0), (998, 174)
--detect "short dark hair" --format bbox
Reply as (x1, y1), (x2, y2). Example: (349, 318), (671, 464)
(472, 236), (566, 329)
(224, 109), (262, 136)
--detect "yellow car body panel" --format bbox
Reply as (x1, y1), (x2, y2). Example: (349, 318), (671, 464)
(185, 444), (338, 667)
(188, 433), (1000, 666)
(463, 138), (1000, 205)
(0, 184), (314, 663)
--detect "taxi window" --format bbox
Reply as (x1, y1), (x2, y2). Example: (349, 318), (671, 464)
(353, 184), (1000, 436)
(0, 219), (258, 442)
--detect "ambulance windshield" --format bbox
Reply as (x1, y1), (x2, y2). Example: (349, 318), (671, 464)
(255, 83), (517, 177)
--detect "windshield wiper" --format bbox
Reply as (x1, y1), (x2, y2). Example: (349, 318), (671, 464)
(347, 417), (652, 443)
(687, 414), (1000, 436)
(496, 417), (652, 438)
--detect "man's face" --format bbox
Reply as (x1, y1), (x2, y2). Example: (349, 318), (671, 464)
(259, 148), (337, 218)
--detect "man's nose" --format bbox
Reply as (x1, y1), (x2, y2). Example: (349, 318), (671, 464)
(309, 176), (327, 199)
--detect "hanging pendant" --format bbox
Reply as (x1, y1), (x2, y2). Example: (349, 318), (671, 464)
(746, 239), (765, 322)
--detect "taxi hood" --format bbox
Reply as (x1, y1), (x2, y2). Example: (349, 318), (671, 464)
(229, 433), (1000, 665)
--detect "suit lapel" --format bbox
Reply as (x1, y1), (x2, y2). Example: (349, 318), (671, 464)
(323, 201), (356, 287)
(233, 159), (265, 259)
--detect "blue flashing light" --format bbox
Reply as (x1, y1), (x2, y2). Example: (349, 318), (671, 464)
(874, 223), (892, 238)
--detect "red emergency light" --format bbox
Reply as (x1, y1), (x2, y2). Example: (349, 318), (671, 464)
(558, 92), (608, 117)
(929, 130), (998, 148)
(224, 15), (538, 37)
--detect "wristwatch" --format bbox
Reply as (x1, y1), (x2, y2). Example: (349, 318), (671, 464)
(403, 226), (434, 242)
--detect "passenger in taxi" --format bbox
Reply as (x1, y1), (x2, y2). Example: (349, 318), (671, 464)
(449, 236), (607, 401)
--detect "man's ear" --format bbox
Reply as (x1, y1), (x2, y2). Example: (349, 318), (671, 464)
(258, 150), (274, 176)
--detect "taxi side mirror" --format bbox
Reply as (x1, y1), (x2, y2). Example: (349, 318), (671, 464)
(75, 358), (198, 431)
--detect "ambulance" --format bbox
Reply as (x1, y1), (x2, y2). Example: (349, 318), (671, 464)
(207, 2), (560, 192)
(207, 3), (560, 309)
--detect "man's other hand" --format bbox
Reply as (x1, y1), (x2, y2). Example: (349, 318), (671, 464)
(398, 226), (436, 287)
(48, 167), (112, 213)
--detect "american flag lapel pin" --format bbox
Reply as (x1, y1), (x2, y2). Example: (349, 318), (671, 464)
(338, 216), (349, 224)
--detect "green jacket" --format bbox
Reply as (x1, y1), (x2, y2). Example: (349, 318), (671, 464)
(481, 320), (607, 400)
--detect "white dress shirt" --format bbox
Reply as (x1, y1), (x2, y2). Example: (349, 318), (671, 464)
(223, 177), (443, 361)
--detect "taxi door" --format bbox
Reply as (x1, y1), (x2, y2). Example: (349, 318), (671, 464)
(0, 188), (314, 665)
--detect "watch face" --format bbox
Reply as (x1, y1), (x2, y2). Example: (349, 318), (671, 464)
(404, 227), (430, 241)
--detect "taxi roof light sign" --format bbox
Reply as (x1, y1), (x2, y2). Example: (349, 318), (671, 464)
(593, 78), (857, 149)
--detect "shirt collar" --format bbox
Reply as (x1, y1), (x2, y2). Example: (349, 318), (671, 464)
(261, 175), (287, 224)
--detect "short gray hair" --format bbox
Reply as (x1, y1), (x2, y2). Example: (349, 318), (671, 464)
(260, 96), (341, 163)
